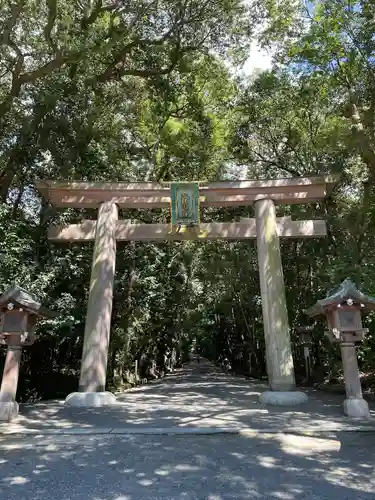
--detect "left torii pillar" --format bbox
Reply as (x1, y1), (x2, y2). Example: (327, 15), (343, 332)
(65, 201), (118, 407)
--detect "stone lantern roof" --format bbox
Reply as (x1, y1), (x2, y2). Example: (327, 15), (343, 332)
(304, 278), (375, 317)
(0, 284), (57, 318)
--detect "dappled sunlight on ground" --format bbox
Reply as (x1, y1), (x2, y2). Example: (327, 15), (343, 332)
(1, 361), (375, 434)
(0, 432), (374, 499)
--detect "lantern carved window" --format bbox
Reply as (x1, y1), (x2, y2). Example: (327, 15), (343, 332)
(336, 307), (362, 331)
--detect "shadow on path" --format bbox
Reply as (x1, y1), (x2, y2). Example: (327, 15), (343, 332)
(2, 360), (375, 433)
(0, 431), (374, 499)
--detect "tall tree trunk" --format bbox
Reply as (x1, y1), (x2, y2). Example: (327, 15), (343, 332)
(0, 169), (15, 202)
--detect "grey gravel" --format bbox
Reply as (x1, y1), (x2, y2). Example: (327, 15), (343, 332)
(0, 432), (374, 500)
(1, 361), (375, 499)
(2, 360), (375, 435)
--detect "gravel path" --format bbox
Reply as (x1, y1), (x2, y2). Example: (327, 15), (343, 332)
(2, 360), (374, 434)
(1, 361), (375, 499)
(1, 432), (374, 500)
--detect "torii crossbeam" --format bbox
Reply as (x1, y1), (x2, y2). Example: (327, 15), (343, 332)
(36, 174), (338, 407)
(49, 218), (327, 242)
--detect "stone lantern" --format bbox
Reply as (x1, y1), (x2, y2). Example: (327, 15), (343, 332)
(0, 285), (57, 421)
(296, 326), (314, 381)
(305, 278), (375, 418)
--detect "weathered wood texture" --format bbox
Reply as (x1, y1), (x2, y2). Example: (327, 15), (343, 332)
(0, 346), (22, 402)
(36, 175), (339, 208)
(48, 218), (327, 242)
(255, 199), (295, 391)
(340, 343), (363, 399)
(79, 201), (118, 393)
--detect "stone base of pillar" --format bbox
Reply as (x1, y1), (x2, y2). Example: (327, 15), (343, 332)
(343, 398), (370, 418)
(0, 401), (19, 421)
(65, 391), (117, 408)
(259, 391), (308, 406)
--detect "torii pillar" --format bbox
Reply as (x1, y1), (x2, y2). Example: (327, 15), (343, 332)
(65, 201), (118, 407)
(256, 198), (307, 405)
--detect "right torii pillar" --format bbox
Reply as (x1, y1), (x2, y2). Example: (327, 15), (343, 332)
(255, 198), (307, 405)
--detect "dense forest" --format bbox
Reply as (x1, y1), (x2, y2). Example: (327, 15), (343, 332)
(1, 0), (375, 402)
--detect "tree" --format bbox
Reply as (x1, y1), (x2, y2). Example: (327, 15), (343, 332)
(3, 0), (375, 401)
(0, 0), (251, 198)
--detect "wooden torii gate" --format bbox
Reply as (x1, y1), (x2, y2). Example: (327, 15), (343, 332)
(37, 175), (338, 407)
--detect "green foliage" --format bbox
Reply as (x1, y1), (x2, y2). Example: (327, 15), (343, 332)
(2, 0), (375, 401)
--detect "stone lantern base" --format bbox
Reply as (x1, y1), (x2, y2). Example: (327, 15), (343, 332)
(343, 398), (370, 418)
(259, 391), (308, 406)
(65, 391), (117, 407)
(0, 401), (19, 421)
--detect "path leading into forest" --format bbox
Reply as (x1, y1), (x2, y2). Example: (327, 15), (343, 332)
(1, 359), (375, 435)
(1, 361), (375, 499)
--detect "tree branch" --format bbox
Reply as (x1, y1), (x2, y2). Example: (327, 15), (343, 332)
(0, 52), (71, 123)
(347, 102), (375, 180)
(0, 1), (208, 123)
(95, 29), (182, 83)
(44, 0), (58, 52)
